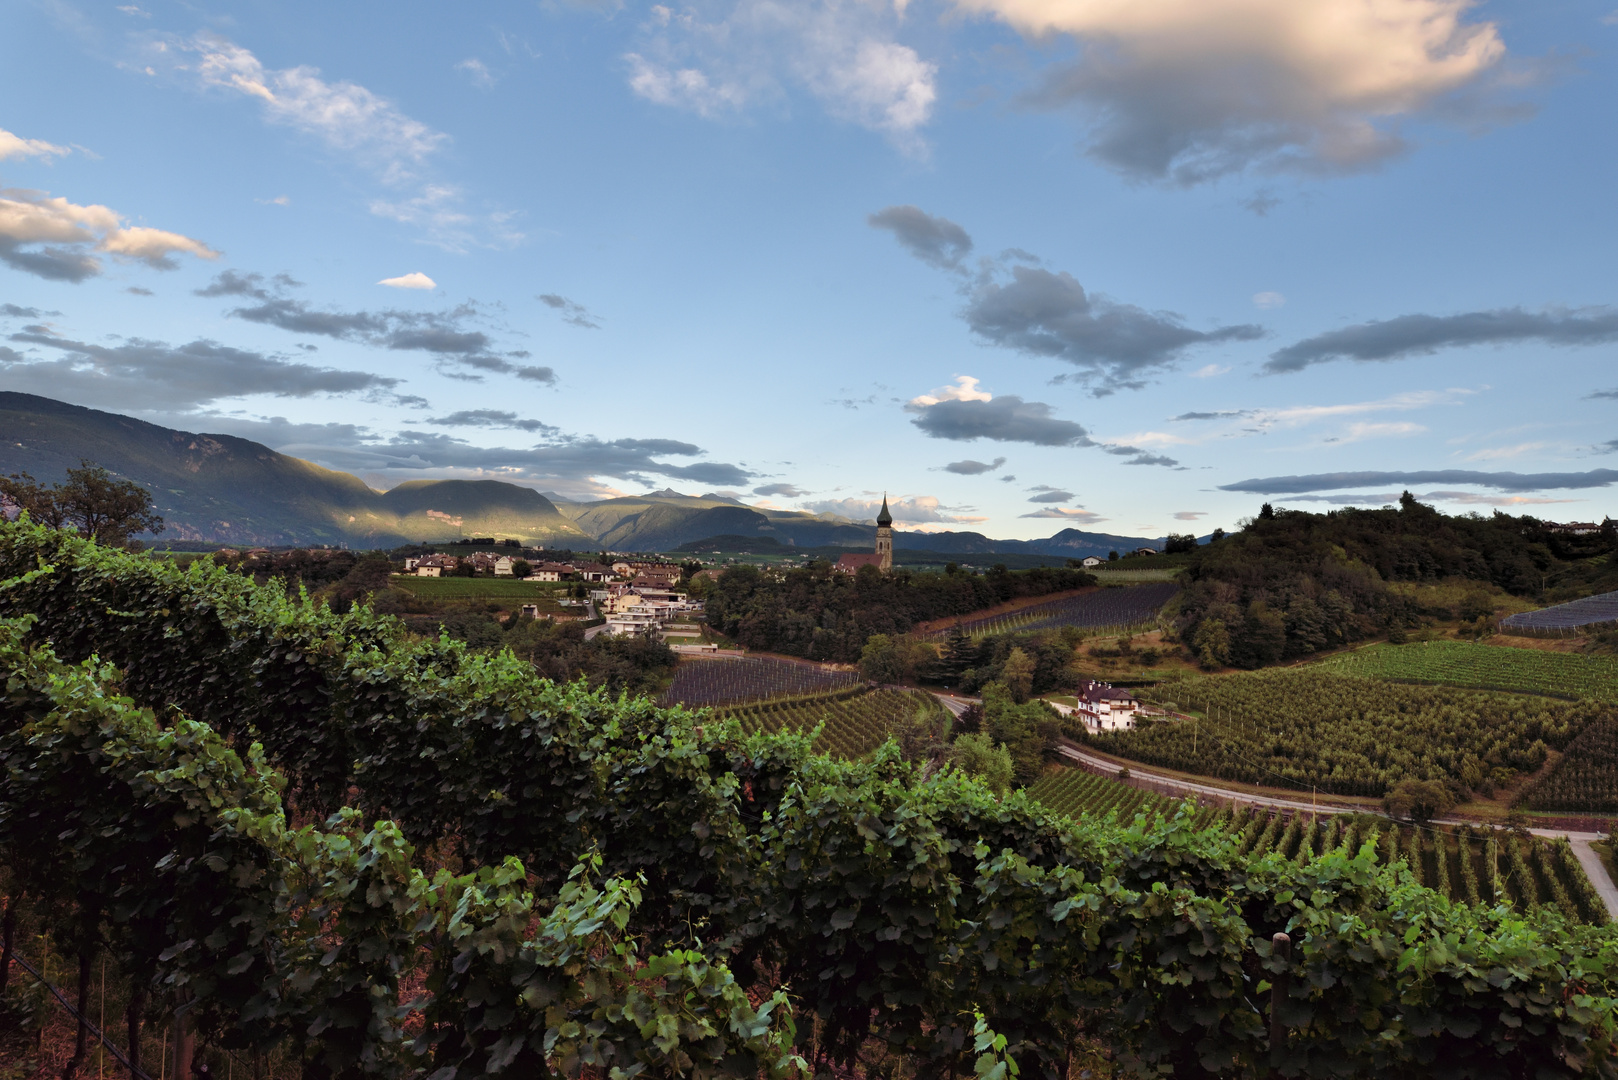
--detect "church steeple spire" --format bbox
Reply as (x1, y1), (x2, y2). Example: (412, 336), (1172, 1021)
(874, 493), (893, 571)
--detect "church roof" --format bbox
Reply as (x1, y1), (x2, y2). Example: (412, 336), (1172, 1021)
(876, 494), (892, 527)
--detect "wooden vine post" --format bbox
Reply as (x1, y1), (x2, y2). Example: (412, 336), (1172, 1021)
(1269, 932), (1291, 1077)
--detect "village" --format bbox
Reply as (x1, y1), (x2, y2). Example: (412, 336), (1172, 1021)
(401, 548), (707, 640)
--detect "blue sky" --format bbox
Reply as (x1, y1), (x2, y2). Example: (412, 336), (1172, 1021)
(3, 0), (1617, 540)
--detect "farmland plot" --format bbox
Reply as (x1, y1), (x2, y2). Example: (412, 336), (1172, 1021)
(662, 654), (859, 707)
(1503, 589), (1618, 633)
(932, 582), (1179, 638)
(1315, 641), (1618, 701)
(716, 687), (945, 759)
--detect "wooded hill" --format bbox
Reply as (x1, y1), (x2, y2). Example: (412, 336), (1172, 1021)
(1173, 494), (1618, 669)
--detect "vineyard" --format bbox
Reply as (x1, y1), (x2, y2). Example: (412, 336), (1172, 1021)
(1517, 713), (1618, 813)
(715, 687), (947, 758)
(3, 520), (1618, 1079)
(930, 582), (1179, 639)
(1315, 641), (1618, 701)
(1102, 670), (1602, 797)
(1028, 769), (1607, 923)
(661, 654), (859, 706)
(1026, 767), (1188, 823)
(1503, 588), (1618, 633)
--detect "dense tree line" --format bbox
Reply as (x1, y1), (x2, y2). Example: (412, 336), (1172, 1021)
(1173, 494), (1618, 669)
(704, 561), (1094, 661)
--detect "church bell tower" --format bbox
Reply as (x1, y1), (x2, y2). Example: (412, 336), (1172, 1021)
(875, 493), (893, 571)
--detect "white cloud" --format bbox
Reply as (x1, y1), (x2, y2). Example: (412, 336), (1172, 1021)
(0, 128), (71, 163)
(1332, 420), (1427, 443)
(378, 271), (437, 290)
(909, 374), (994, 406)
(179, 34), (446, 182)
(256, 195), (292, 206)
(1461, 441), (1548, 462)
(952, 0), (1510, 182)
(1173, 511), (1205, 520)
(1252, 291), (1286, 309)
(626, 0), (938, 151)
(1190, 364), (1229, 378)
(0, 187), (218, 281)
(456, 58), (496, 89)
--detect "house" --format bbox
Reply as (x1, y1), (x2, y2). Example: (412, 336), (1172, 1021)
(1073, 680), (1140, 731)
(1132, 547), (1158, 557)
(493, 556), (515, 577)
(416, 565), (442, 578)
(1081, 556), (1103, 568)
(576, 566), (619, 583)
(529, 561), (577, 582)
(835, 494), (894, 574)
(1547, 522), (1603, 536)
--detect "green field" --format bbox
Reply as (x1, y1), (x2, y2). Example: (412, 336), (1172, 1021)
(1026, 768), (1194, 823)
(390, 575), (566, 601)
(1314, 640), (1618, 701)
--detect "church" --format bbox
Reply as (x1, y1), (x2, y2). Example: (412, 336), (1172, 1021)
(834, 494), (893, 574)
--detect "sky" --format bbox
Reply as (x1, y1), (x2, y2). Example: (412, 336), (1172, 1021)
(3, 0), (1618, 541)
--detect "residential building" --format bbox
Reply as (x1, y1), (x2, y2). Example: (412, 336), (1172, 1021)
(1073, 680), (1140, 731)
(1081, 556), (1103, 568)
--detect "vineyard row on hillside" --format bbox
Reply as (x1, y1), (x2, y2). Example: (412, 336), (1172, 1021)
(1027, 769), (1607, 924)
(715, 687), (947, 759)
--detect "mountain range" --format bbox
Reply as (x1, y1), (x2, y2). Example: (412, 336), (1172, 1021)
(0, 393), (1169, 555)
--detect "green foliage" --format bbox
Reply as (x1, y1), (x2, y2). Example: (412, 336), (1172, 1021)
(981, 683), (1062, 784)
(1172, 497), (1581, 670)
(2, 461), (164, 548)
(1383, 778), (1457, 823)
(1108, 670), (1597, 797)
(948, 733), (1016, 794)
(1318, 640), (1618, 701)
(857, 632), (936, 684)
(4, 520), (1618, 1078)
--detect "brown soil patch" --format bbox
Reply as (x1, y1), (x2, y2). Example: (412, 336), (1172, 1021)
(1479, 633), (1591, 653)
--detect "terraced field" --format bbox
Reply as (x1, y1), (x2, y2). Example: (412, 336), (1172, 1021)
(715, 687), (946, 758)
(1316, 641), (1618, 701)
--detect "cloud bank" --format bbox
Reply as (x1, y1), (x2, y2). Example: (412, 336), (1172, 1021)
(2, 325), (398, 411)
(943, 457), (1006, 475)
(1220, 469), (1618, 495)
(1268, 307), (1618, 372)
(0, 187), (217, 282)
(871, 209), (1261, 393)
(953, 0), (1511, 184)
(197, 271), (554, 383)
(626, 0), (937, 151)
